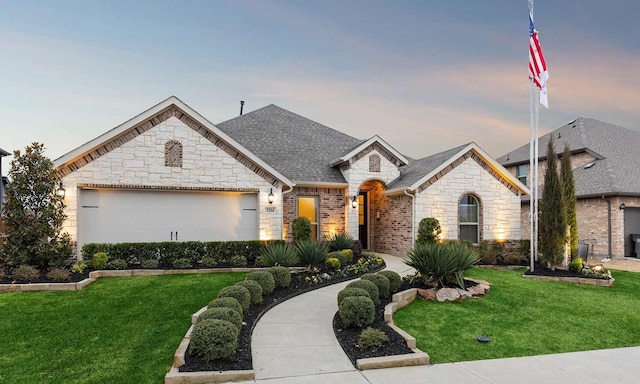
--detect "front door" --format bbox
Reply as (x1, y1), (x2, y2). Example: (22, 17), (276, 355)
(358, 192), (368, 249)
(624, 207), (640, 256)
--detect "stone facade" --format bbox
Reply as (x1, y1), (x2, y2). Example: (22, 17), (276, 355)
(282, 186), (347, 242)
(415, 157), (522, 242)
(61, 116), (282, 249)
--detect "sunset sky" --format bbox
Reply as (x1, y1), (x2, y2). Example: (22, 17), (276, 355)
(1, 0), (638, 167)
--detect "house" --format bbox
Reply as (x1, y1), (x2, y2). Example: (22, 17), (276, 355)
(498, 117), (640, 259)
(53, 96), (528, 258)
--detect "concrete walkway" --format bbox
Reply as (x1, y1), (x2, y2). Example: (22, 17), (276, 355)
(241, 254), (640, 384)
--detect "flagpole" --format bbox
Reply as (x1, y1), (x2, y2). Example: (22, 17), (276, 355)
(534, 85), (540, 264)
(528, 0), (536, 271)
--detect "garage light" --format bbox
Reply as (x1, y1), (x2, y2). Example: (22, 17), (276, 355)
(56, 182), (66, 199)
(620, 202), (626, 210)
(268, 188), (275, 205)
(351, 196), (358, 209)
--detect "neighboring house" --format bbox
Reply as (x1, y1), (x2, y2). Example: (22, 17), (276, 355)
(0, 147), (10, 215)
(498, 117), (640, 259)
(54, 96), (527, 258)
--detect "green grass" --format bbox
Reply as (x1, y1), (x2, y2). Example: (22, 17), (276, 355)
(0, 273), (245, 384)
(394, 268), (640, 364)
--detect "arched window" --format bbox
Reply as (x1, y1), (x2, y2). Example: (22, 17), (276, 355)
(369, 154), (381, 172)
(165, 140), (183, 167)
(459, 194), (480, 243)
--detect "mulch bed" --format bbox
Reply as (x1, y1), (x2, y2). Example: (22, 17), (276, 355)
(0, 271), (90, 285)
(180, 264), (385, 372)
(333, 295), (414, 364)
(523, 262), (611, 279)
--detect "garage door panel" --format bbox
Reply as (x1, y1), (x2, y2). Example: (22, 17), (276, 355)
(79, 189), (258, 246)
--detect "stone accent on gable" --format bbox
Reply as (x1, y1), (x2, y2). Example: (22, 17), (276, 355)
(340, 149), (401, 240)
(57, 105), (280, 186)
(415, 157), (521, 243)
(416, 150), (520, 195)
(282, 186), (346, 242)
(60, 116), (283, 246)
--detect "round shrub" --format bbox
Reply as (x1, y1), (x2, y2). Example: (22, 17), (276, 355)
(269, 266), (291, 288)
(246, 271), (275, 295)
(46, 267), (70, 282)
(217, 285), (251, 311)
(108, 258), (128, 270)
(337, 287), (371, 306)
(12, 265), (40, 282)
(361, 273), (390, 299)
(188, 319), (239, 361)
(208, 297), (243, 317)
(377, 270), (402, 294)
(326, 257), (341, 269)
(346, 279), (380, 305)
(235, 280), (263, 305)
(328, 251), (348, 267)
(92, 252), (108, 269)
(196, 307), (243, 330)
(339, 296), (375, 328)
(341, 249), (354, 263)
(358, 327), (388, 350)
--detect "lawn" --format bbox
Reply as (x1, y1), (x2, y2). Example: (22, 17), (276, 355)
(0, 272), (245, 384)
(393, 268), (640, 364)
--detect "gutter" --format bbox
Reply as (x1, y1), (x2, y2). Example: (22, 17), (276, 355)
(404, 189), (416, 246)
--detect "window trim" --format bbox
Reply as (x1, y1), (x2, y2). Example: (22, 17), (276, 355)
(459, 194), (480, 244)
(516, 164), (527, 185)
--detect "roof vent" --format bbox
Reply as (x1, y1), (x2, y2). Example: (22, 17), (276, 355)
(584, 162), (596, 169)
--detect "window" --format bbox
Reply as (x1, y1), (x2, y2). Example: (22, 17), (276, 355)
(369, 154), (381, 172)
(459, 194), (479, 243)
(516, 164), (527, 185)
(165, 140), (183, 167)
(298, 197), (319, 240)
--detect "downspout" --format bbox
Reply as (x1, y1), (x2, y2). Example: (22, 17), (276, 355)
(603, 196), (612, 258)
(404, 189), (416, 246)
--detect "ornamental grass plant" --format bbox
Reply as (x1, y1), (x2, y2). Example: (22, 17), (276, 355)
(404, 241), (479, 288)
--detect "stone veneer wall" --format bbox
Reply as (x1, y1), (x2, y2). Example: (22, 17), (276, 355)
(60, 116), (282, 250)
(282, 186), (346, 242)
(415, 157), (522, 242)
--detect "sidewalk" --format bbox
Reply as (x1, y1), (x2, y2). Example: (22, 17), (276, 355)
(242, 254), (640, 384)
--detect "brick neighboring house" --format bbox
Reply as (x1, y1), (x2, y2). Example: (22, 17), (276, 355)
(54, 96), (527, 258)
(498, 117), (640, 259)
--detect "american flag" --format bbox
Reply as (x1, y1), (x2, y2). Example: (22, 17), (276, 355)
(529, 11), (549, 108)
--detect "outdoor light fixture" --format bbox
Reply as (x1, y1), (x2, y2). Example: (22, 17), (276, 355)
(351, 196), (358, 209)
(56, 181), (66, 199)
(268, 188), (275, 205)
(619, 202), (626, 210)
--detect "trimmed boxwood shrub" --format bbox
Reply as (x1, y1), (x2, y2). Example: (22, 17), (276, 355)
(337, 287), (371, 306)
(341, 249), (354, 263)
(378, 270), (402, 294)
(92, 252), (108, 269)
(188, 319), (239, 361)
(246, 271), (275, 295)
(326, 257), (341, 269)
(208, 297), (243, 317)
(346, 279), (380, 305)
(328, 251), (348, 267)
(269, 266), (291, 288)
(339, 296), (375, 328)
(196, 307), (243, 330)
(358, 327), (388, 350)
(235, 280), (263, 305)
(361, 273), (390, 299)
(217, 285), (251, 311)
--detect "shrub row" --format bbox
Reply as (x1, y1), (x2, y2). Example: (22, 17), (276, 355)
(81, 240), (284, 268)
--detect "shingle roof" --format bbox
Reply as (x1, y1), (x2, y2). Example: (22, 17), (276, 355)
(498, 117), (640, 197)
(387, 143), (471, 189)
(0, 147), (10, 157)
(217, 105), (364, 184)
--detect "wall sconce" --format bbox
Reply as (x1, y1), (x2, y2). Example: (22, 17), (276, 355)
(619, 202), (626, 210)
(351, 196), (358, 209)
(268, 188), (275, 205)
(56, 181), (66, 199)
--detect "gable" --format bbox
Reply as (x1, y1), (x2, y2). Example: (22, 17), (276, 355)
(331, 135), (408, 169)
(55, 97), (292, 187)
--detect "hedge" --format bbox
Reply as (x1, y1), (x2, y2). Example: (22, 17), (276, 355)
(80, 240), (285, 268)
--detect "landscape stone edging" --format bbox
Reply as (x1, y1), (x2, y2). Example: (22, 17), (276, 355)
(0, 267), (271, 293)
(522, 274), (615, 286)
(355, 288), (430, 370)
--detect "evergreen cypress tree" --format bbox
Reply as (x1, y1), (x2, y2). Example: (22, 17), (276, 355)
(538, 137), (567, 269)
(560, 144), (578, 258)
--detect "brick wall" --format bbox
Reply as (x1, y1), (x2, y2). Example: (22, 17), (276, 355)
(282, 186), (346, 242)
(375, 194), (413, 256)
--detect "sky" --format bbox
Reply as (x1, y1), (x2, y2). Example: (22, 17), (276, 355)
(1, 0), (639, 171)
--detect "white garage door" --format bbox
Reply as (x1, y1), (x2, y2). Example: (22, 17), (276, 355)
(79, 189), (258, 246)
